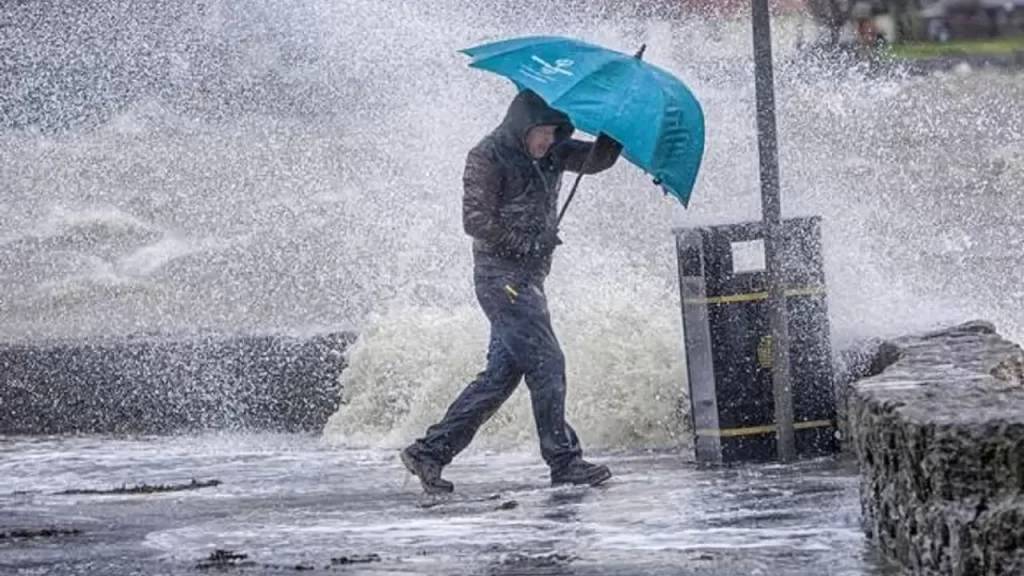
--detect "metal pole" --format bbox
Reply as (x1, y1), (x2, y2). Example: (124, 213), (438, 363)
(751, 0), (796, 462)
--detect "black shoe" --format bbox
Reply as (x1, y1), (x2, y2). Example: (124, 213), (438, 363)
(401, 445), (454, 495)
(551, 459), (612, 487)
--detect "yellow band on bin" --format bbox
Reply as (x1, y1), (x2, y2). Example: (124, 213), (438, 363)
(696, 419), (834, 438)
(685, 286), (826, 306)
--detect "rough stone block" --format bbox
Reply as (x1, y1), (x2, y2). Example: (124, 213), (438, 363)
(848, 321), (1024, 575)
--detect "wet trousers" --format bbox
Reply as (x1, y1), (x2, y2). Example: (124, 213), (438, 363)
(409, 267), (582, 472)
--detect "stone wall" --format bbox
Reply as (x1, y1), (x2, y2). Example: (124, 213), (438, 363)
(847, 321), (1024, 575)
(0, 332), (353, 434)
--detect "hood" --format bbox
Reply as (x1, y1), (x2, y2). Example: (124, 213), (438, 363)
(495, 90), (574, 157)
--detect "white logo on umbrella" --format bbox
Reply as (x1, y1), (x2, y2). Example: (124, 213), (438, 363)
(518, 56), (575, 84)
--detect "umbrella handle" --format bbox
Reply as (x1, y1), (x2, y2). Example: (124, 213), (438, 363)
(557, 45), (642, 227)
(556, 172), (585, 227)
(556, 141), (598, 226)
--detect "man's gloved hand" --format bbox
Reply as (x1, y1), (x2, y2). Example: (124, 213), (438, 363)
(496, 228), (562, 259)
(497, 229), (534, 258)
(528, 228), (562, 258)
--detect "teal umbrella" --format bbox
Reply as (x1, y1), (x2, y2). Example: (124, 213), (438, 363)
(461, 35), (705, 211)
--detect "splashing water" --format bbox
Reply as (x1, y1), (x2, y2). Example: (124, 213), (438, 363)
(323, 277), (690, 452)
(2, 1), (1022, 450)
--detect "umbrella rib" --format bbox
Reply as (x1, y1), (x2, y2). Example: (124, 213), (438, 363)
(546, 57), (636, 135)
(647, 81), (671, 178)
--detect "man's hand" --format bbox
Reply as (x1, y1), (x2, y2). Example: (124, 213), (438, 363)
(497, 228), (562, 258)
(529, 229), (562, 258)
(497, 229), (534, 258)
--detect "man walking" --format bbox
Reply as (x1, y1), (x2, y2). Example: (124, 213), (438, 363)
(401, 90), (622, 494)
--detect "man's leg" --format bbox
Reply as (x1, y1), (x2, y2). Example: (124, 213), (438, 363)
(487, 277), (611, 486)
(409, 332), (523, 466)
(479, 278), (579, 468)
(521, 331), (609, 487)
(403, 325), (522, 495)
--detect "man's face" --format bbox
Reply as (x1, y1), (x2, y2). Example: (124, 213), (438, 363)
(525, 125), (558, 159)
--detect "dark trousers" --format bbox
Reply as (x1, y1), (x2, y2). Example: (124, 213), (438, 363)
(410, 268), (582, 472)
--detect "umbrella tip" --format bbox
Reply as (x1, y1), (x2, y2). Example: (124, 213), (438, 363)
(634, 44), (646, 59)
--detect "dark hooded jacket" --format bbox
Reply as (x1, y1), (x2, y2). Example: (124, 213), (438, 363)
(463, 90), (622, 276)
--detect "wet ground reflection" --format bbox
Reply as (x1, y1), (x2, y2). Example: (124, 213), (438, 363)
(0, 434), (898, 575)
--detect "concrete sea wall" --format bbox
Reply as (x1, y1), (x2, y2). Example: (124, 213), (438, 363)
(0, 332), (353, 434)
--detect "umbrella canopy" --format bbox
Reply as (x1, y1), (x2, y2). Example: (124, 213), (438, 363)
(461, 35), (705, 206)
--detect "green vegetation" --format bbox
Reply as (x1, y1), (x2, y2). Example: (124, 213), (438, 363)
(890, 36), (1024, 59)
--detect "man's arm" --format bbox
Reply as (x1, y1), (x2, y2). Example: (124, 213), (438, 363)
(462, 147), (531, 256)
(462, 147), (504, 243)
(558, 133), (623, 175)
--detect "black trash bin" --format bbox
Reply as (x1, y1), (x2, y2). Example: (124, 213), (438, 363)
(674, 216), (838, 463)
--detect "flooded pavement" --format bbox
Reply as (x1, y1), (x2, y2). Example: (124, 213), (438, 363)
(1, 434), (896, 575)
